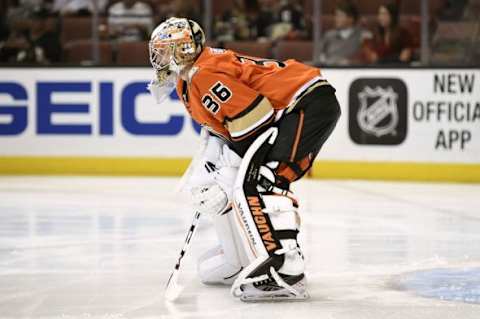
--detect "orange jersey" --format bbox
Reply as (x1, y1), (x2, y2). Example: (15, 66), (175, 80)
(176, 47), (324, 141)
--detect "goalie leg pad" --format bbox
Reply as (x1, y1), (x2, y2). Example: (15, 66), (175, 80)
(197, 207), (248, 285)
(261, 195), (303, 276)
(231, 128), (282, 260)
(231, 194), (307, 301)
(197, 245), (243, 285)
(229, 127), (308, 301)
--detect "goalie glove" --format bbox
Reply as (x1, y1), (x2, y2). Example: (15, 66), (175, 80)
(191, 183), (229, 216)
(213, 144), (242, 200)
(191, 144), (242, 217)
(187, 133), (226, 192)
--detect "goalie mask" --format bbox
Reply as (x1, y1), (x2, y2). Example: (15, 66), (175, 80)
(149, 17), (205, 79)
(148, 17), (205, 104)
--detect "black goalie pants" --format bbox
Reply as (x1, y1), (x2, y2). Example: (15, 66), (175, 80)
(267, 85), (341, 187)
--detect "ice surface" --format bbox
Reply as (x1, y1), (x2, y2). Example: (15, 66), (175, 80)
(0, 177), (480, 318)
(397, 267), (480, 304)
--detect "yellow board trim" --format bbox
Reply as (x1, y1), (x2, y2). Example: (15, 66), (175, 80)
(0, 157), (479, 183)
(311, 160), (480, 183)
(0, 156), (191, 176)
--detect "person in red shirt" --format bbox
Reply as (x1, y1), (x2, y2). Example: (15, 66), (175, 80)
(363, 2), (413, 64)
(148, 17), (340, 302)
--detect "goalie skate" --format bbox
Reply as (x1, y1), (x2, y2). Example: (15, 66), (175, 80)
(236, 268), (309, 302)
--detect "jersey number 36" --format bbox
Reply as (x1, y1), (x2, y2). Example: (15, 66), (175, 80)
(201, 81), (232, 114)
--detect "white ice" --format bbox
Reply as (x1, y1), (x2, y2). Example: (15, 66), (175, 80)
(0, 176), (480, 319)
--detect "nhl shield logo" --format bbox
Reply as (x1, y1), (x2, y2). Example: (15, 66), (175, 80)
(349, 78), (408, 145)
(357, 86), (399, 137)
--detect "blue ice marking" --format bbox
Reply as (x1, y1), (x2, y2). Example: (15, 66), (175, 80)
(399, 267), (480, 304)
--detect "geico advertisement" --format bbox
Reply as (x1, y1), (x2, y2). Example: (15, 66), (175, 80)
(0, 68), (479, 163)
(0, 68), (201, 156)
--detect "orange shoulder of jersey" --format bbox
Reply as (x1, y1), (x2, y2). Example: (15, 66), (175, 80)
(182, 47), (324, 141)
(189, 55), (275, 141)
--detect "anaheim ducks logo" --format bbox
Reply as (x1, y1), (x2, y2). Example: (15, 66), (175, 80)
(357, 86), (399, 137)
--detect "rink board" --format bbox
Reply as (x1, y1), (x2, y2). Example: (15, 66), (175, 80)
(0, 157), (479, 183)
(0, 67), (479, 182)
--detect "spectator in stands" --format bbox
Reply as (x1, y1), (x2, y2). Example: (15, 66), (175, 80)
(108, 0), (153, 42)
(5, 0), (42, 22)
(253, 0), (306, 40)
(25, 7), (61, 63)
(438, 0), (469, 21)
(0, 16), (9, 44)
(0, 8), (21, 63)
(14, 0), (45, 13)
(153, 0), (202, 27)
(0, 8), (61, 63)
(253, 0), (276, 39)
(319, 1), (372, 65)
(171, 0), (201, 22)
(273, 0), (306, 40)
(363, 2), (413, 64)
(214, 0), (250, 41)
(0, 28), (27, 63)
(1, 0), (29, 62)
(52, 0), (108, 16)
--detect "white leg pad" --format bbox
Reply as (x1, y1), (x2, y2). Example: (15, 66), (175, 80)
(262, 195), (304, 276)
(262, 195), (299, 229)
(197, 245), (242, 285)
(197, 209), (247, 285)
(214, 208), (250, 268)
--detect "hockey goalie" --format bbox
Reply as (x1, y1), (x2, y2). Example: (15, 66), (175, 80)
(148, 17), (341, 302)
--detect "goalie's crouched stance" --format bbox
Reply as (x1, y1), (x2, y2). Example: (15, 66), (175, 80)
(147, 17), (340, 301)
(191, 87), (340, 301)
